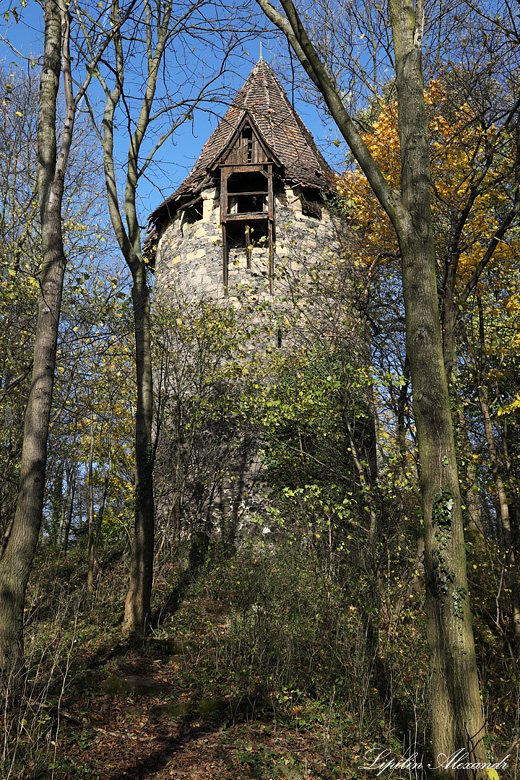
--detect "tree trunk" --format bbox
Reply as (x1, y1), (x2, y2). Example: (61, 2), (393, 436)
(87, 433), (111, 593)
(93, 0), (174, 635)
(399, 222), (486, 773)
(389, 2), (487, 770)
(87, 419), (96, 592)
(395, 357), (410, 475)
(60, 464), (75, 552)
(0, 0), (73, 689)
(404, 228), (487, 769)
(478, 384), (520, 651)
(455, 401), (485, 537)
(50, 463), (64, 545)
(440, 249), (459, 387)
(123, 269), (155, 634)
(253, 0), (488, 772)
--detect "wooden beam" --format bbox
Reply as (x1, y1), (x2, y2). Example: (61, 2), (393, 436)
(226, 212), (267, 222)
(220, 169), (228, 224)
(268, 219), (274, 294)
(246, 225), (252, 269)
(222, 224), (228, 290)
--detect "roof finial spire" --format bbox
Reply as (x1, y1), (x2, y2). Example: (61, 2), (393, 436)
(259, 41), (263, 61)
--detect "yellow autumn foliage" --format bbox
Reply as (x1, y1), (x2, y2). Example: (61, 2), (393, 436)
(337, 81), (520, 293)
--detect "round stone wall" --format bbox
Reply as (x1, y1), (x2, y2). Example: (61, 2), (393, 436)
(153, 183), (345, 544)
(154, 184), (341, 303)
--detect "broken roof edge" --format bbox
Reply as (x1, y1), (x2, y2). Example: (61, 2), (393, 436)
(149, 156), (336, 227)
(149, 167), (335, 230)
(148, 59), (337, 227)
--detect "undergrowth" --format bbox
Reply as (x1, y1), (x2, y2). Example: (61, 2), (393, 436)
(0, 536), (517, 779)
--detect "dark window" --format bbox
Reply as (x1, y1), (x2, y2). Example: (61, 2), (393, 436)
(227, 171), (267, 193)
(301, 191), (322, 220)
(228, 193), (266, 214)
(182, 199), (203, 224)
(242, 125), (254, 162)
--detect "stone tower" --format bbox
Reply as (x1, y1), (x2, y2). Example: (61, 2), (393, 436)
(147, 59), (351, 542)
(147, 57), (339, 301)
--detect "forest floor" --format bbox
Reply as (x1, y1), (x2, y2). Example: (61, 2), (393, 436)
(43, 618), (351, 780)
(13, 597), (362, 780)
(2, 544), (518, 780)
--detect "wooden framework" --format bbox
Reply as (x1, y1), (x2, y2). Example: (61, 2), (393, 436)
(216, 116), (276, 292)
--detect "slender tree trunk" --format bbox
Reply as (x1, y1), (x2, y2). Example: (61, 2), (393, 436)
(87, 419), (95, 591)
(85, 424), (112, 593)
(502, 421), (520, 557)
(343, 409), (378, 544)
(455, 401), (485, 537)
(60, 465), (75, 552)
(478, 385), (520, 651)
(91, 0), (173, 635)
(0, 518), (14, 562)
(0, 0), (73, 688)
(395, 357), (410, 475)
(123, 269), (155, 633)
(470, 299), (520, 649)
(50, 463), (64, 545)
(87, 469), (110, 593)
(441, 251), (459, 387)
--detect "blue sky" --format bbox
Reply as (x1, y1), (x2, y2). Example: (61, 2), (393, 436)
(1, 2), (342, 228)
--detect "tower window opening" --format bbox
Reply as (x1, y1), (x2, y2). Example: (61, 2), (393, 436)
(181, 198), (203, 225)
(227, 170), (267, 193)
(301, 191), (322, 220)
(242, 125), (254, 163)
(227, 171), (268, 216)
(228, 194), (266, 214)
(220, 163), (274, 291)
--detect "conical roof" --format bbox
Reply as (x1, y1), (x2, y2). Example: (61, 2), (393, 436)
(149, 59), (335, 224)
